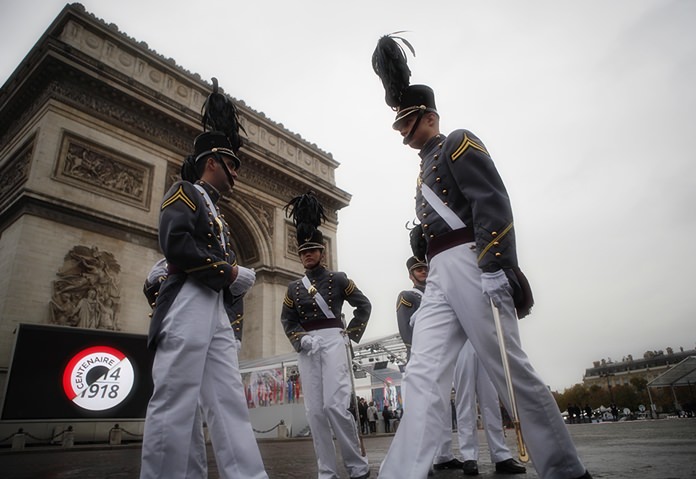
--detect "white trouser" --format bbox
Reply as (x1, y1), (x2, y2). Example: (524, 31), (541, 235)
(432, 401), (456, 465)
(186, 405), (208, 477)
(140, 279), (267, 479)
(455, 341), (512, 463)
(379, 243), (586, 479)
(298, 328), (369, 479)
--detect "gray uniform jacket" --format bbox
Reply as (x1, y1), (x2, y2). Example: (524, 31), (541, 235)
(281, 266), (371, 352)
(395, 285), (425, 353)
(147, 180), (238, 349)
(416, 130), (517, 273)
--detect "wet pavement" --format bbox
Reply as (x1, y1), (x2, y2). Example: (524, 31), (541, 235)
(1, 418), (695, 478)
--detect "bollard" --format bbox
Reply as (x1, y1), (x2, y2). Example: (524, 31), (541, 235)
(109, 424), (122, 445)
(62, 426), (74, 448)
(11, 429), (26, 450)
(277, 420), (288, 439)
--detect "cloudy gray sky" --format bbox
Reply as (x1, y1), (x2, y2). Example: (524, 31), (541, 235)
(2, 0), (694, 391)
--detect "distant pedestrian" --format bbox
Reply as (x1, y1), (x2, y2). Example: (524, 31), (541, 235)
(383, 404), (392, 433)
(367, 402), (378, 434)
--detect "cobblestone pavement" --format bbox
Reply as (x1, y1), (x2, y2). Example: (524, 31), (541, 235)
(1, 419), (695, 478)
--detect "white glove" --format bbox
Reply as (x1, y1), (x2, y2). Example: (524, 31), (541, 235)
(300, 335), (322, 356)
(229, 266), (256, 296)
(146, 258), (168, 286)
(481, 269), (512, 308)
(409, 310), (420, 328)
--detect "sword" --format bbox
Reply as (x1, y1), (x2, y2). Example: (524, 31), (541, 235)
(343, 332), (366, 456)
(491, 299), (529, 463)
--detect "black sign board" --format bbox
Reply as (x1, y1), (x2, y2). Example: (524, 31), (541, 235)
(1, 323), (154, 420)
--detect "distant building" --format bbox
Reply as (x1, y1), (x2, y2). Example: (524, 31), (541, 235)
(583, 346), (696, 390)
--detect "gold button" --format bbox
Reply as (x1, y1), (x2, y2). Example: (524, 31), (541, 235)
(434, 154), (439, 160)
(219, 270), (225, 274)
(492, 231), (498, 236)
(495, 252), (502, 257)
(207, 244), (212, 248)
(150, 302), (156, 307)
(436, 177), (441, 182)
(423, 224), (429, 229)
(432, 165), (437, 170)
(422, 212), (427, 217)
(493, 241), (499, 246)
(206, 258), (212, 263)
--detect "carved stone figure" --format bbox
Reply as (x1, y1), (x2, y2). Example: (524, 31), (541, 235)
(49, 245), (121, 330)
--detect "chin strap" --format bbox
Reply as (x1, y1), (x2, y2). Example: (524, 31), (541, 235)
(214, 152), (236, 189)
(402, 110), (425, 145)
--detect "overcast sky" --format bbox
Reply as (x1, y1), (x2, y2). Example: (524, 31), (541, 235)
(2, 0), (695, 391)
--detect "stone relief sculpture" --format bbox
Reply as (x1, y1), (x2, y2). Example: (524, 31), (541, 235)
(64, 142), (144, 201)
(49, 245), (121, 330)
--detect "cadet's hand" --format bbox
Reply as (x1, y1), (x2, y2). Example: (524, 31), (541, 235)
(229, 265), (239, 285)
(300, 335), (322, 356)
(229, 266), (256, 295)
(481, 269), (512, 308)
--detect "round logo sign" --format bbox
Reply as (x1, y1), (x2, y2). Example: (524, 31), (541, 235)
(62, 346), (135, 411)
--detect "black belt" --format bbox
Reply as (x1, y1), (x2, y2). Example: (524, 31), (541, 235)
(427, 227), (474, 261)
(302, 318), (344, 331)
(167, 264), (183, 275)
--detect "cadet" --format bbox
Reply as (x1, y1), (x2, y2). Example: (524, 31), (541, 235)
(281, 192), (371, 479)
(373, 35), (591, 479)
(140, 79), (267, 479)
(397, 257), (526, 475)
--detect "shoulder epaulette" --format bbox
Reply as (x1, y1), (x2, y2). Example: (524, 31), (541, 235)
(161, 185), (197, 211)
(344, 279), (356, 296)
(397, 296), (413, 310)
(283, 294), (294, 308)
(451, 133), (489, 162)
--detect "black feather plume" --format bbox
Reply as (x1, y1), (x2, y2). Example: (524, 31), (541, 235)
(201, 77), (246, 151)
(285, 192), (326, 244)
(406, 220), (427, 261)
(372, 32), (416, 109)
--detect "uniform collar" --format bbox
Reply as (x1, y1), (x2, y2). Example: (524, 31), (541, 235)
(195, 180), (221, 204)
(305, 265), (327, 278)
(419, 134), (445, 160)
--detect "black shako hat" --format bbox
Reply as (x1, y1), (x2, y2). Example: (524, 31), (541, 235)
(193, 131), (241, 170)
(284, 192), (327, 254)
(406, 256), (428, 273)
(372, 33), (438, 128)
(392, 84), (437, 129)
(297, 229), (325, 253)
